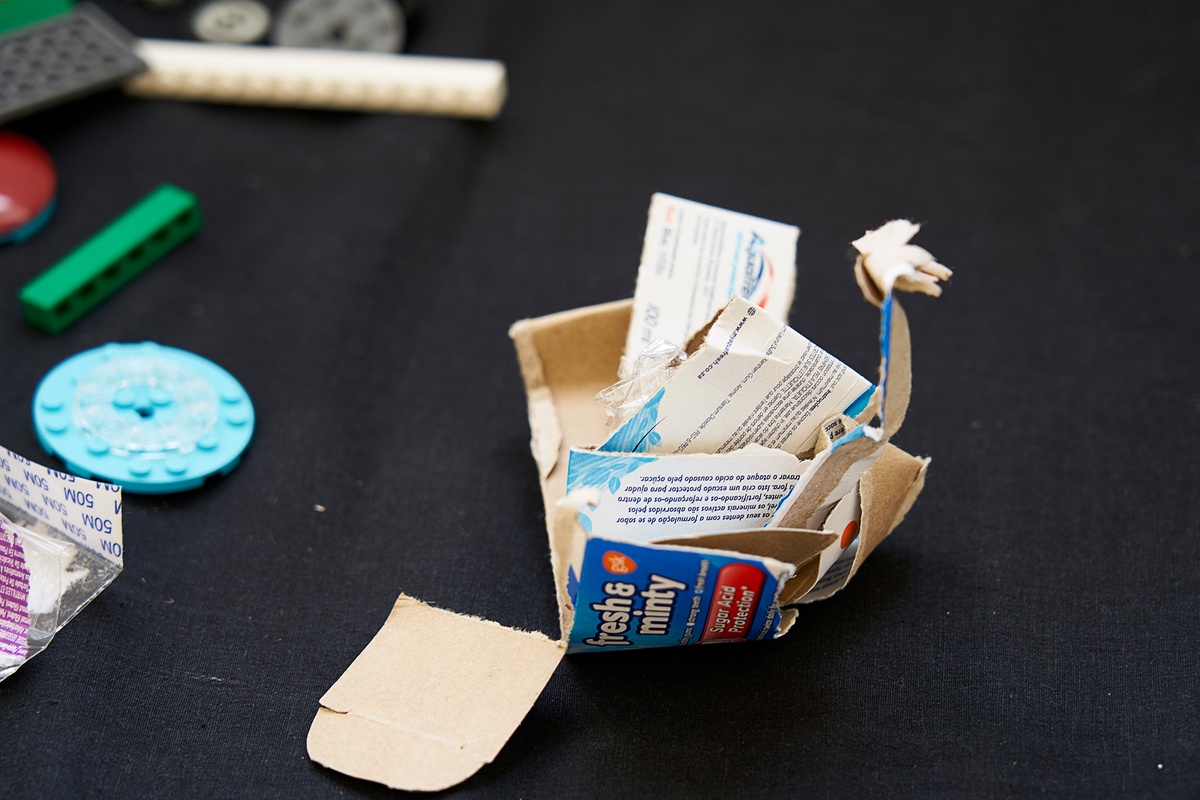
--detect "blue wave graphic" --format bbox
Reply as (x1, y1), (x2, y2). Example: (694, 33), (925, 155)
(599, 388), (666, 453)
(566, 450), (657, 494)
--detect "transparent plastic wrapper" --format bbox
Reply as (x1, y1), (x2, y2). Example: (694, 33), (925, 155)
(597, 339), (686, 435)
(0, 448), (123, 682)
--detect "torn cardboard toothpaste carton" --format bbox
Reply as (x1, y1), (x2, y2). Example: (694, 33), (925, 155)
(307, 206), (951, 792)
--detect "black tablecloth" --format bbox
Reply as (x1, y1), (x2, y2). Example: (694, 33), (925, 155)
(2, 2), (1198, 797)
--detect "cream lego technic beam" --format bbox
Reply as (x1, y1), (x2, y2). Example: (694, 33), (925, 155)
(124, 39), (507, 119)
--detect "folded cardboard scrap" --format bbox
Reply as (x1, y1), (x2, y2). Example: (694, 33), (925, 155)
(307, 210), (950, 792)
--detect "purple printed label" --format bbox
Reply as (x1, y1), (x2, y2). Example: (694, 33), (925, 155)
(0, 520), (30, 660)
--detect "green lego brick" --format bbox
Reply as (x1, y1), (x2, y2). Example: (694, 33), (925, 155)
(0, 0), (73, 34)
(19, 184), (201, 334)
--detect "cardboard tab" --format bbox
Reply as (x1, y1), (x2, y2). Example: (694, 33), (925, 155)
(772, 426), (883, 531)
(307, 595), (565, 792)
(850, 445), (929, 578)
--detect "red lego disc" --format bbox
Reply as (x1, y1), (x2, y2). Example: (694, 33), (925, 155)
(0, 131), (57, 239)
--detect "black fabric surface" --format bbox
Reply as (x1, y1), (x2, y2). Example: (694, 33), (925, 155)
(1, 1), (1198, 797)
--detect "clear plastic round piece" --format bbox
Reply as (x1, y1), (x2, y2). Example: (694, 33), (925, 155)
(73, 352), (220, 458)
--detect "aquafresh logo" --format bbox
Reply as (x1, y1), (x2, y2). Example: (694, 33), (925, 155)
(739, 231), (774, 309)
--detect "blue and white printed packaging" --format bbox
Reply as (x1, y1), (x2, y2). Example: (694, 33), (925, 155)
(603, 296), (875, 457)
(623, 194), (799, 372)
(565, 444), (809, 545)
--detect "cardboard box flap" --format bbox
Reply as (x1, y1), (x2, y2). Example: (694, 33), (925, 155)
(550, 491), (591, 638)
(776, 427), (884, 531)
(510, 299), (630, 501)
(850, 444), (930, 580)
(879, 299), (913, 440)
(510, 321), (561, 481)
(307, 595), (565, 792)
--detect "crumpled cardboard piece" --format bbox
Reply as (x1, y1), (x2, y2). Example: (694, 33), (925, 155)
(853, 219), (952, 307)
(307, 219), (948, 791)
